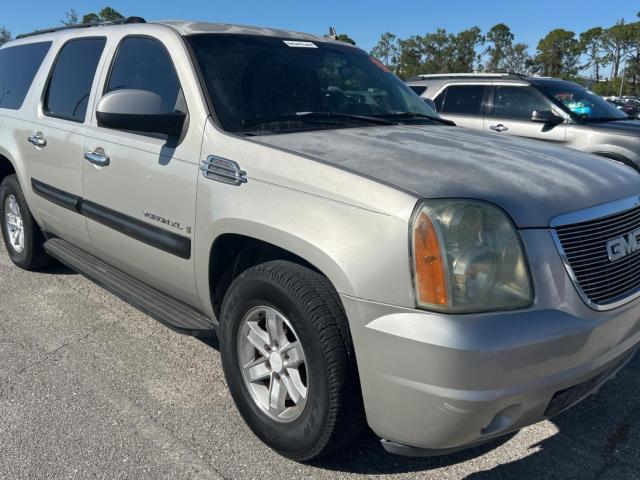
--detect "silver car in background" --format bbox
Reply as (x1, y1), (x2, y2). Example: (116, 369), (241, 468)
(407, 73), (640, 171)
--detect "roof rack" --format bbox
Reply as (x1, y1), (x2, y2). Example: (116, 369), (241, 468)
(16, 16), (146, 39)
(408, 72), (529, 81)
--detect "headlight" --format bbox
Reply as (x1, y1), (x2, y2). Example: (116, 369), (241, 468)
(410, 199), (532, 313)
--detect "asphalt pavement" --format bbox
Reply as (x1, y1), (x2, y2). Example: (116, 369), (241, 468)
(1, 246), (639, 479)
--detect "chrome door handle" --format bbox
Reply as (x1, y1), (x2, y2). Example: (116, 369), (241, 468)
(84, 151), (110, 167)
(28, 134), (47, 147)
(489, 124), (508, 132)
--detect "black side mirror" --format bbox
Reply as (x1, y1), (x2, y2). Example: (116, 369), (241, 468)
(96, 89), (186, 136)
(531, 110), (564, 125)
(423, 97), (437, 111)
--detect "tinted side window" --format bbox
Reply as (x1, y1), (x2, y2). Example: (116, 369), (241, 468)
(44, 38), (106, 122)
(106, 37), (181, 112)
(439, 85), (486, 115)
(491, 86), (551, 119)
(0, 42), (51, 110)
(409, 85), (427, 96)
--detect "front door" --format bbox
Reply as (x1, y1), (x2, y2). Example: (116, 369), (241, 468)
(82, 35), (202, 306)
(483, 85), (567, 144)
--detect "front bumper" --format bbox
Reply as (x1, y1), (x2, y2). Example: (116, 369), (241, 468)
(342, 229), (640, 454)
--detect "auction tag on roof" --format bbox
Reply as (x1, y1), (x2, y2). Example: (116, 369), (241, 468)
(283, 40), (318, 48)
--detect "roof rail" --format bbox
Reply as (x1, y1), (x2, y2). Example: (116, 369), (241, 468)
(408, 72), (529, 81)
(16, 16), (146, 40)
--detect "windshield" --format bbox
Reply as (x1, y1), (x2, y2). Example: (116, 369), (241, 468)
(538, 84), (628, 122)
(188, 34), (439, 134)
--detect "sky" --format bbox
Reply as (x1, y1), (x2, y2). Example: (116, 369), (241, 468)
(2, 0), (639, 53)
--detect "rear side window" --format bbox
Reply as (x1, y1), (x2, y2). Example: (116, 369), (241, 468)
(106, 37), (181, 112)
(435, 85), (486, 115)
(44, 38), (106, 122)
(0, 42), (51, 110)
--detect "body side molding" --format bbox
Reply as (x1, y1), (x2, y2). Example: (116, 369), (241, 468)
(31, 178), (191, 259)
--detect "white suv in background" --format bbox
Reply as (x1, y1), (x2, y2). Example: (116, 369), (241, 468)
(407, 73), (640, 171)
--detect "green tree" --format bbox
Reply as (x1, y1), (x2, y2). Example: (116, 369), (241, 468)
(624, 20), (640, 94)
(82, 7), (125, 24)
(533, 29), (581, 77)
(335, 33), (356, 46)
(579, 27), (607, 82)
(395, 35), (425, 79)
(371, 32), (399, 70)
(503, 43), (531, 74)
(0, 27), (11, 47)
(601, 20), (632, 79)
(422, 28), (455, 74)
(452, 27), (484, 72)
(62, 9), (79, 26)
(485, 23), (514, 71)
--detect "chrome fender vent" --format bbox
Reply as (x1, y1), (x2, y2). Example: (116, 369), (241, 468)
(200, 155), (247, 186)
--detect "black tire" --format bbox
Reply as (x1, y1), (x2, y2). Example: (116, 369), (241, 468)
(220, 260), (364, 461)
(0, 174), (51, 270)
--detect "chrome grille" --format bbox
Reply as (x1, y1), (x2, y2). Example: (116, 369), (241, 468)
(553, 197), (640, 309)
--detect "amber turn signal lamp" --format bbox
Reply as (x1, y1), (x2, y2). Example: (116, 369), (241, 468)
(412, 211), (449, 306)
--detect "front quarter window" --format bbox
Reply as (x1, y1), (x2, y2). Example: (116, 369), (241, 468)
(540, 84), (628, 122)
(188, 34), (439, 134)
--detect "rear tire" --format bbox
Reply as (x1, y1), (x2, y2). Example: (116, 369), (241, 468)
(0, 174), (51, 270)
(220, 260), (364, 461)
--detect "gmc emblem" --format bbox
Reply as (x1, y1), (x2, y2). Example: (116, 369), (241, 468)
(606, 228), (640, 262)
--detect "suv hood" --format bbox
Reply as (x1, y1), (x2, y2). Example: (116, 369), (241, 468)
(587, 119), (640, 137)
(253, 125), (639, 228)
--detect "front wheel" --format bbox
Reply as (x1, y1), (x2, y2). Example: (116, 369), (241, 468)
(220, 261), (364, 461)
(0, 174), (51, 270)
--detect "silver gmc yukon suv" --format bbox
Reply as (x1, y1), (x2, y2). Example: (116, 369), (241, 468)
(1, 18), (639, 461)
(407, 73), (640, 172)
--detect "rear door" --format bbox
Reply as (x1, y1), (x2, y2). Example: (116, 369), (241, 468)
(432, 84), (488, 129)
(23, 37), (107, 250)
(483, 84), (567, 143)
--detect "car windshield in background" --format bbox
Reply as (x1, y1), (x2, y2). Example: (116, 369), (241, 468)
(540, 84), (628, 122)
(188, 34), (439, 134)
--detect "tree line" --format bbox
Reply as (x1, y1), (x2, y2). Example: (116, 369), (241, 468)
(371, 15), (640, 96)
(2, 8), (640, 96)
(0, 7), (124, 45)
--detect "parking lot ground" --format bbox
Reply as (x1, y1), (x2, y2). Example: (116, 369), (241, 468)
(1, 247), (639, 480)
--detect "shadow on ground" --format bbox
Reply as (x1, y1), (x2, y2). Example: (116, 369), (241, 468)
(40, 261), (77, 276)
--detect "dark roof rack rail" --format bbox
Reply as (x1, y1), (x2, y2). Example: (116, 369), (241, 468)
(407, 72), (529, 82)
(16, 16), (146, 39)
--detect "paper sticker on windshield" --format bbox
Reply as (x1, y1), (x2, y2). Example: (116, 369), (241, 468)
(283, 40), (318, 48)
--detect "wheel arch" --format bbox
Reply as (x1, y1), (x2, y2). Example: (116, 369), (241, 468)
(204, 224), (353, 319)
(592, 151), (640, 173)
(0, 152), (17, 184)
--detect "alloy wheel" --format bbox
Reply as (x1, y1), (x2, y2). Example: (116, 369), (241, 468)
(237, 306), (309, 423)
(4, 194), (24, 254)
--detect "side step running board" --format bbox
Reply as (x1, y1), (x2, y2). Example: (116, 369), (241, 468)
(44, 238), (217, 337)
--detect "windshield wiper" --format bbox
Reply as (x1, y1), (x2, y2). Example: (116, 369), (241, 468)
(373, 112), (456, 126)
(241, 112), (393, 129)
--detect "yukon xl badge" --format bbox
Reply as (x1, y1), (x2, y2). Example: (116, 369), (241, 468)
(143, 212), (192, 234)
(606, 228), (640, 262)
